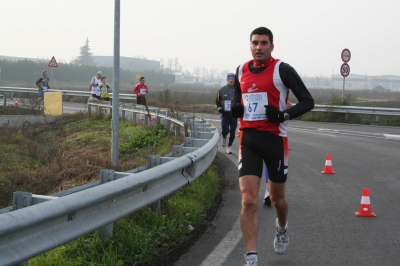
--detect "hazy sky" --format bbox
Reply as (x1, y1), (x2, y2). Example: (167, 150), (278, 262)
(1, 0), (399, 77)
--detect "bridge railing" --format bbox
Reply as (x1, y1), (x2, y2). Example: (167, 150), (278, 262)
(0, 101), (219, 266)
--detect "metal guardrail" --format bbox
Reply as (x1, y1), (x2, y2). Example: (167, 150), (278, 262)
(0, 101), (219, 266)
(312, 104), (400, 121)
(0, 86), (136, 101)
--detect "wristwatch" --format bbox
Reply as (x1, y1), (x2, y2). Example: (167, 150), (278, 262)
(284, 112), (290, 121)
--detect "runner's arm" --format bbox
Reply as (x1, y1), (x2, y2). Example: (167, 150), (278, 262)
(231, 66), (244, 118)
(215, 91), (222, 108)
(279, 63), (314, 119)
(90, 77), (98, 87)
(35, 78), (42, 89)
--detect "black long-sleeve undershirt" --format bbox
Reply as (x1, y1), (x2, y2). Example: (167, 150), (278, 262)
(233, 60), (314, 119)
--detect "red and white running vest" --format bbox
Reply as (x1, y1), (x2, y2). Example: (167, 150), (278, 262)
(238, 59), (289, 136)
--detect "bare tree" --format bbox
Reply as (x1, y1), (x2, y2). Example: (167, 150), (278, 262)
(174, 57), (180, 72)
(201, 67), (208, 80)
(193, 67), (201, 78)
(167, 58), (173, 72)
(159, 58), (165, 71)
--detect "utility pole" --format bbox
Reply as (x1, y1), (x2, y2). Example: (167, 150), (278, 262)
(111, 0), (120, 167)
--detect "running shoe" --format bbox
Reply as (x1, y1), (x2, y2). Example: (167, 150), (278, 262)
(244, 254), (258, 266)
(221, 137), (227, 147)
(226, 146), (232, 154)
(274, 218), (289, 255)
(263, 189), (271, 205)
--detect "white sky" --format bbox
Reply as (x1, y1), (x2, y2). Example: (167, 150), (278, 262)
(1, 0), (399, 77)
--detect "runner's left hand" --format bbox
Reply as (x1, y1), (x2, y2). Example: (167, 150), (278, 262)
(264, 105), (285, 122)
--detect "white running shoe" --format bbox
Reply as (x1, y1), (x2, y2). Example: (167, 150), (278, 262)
(244, 254), (258, 266)
(226, 146), (232, 154)
(263, 189), (271, 205)
(221, 137), (227, 147)
(274, 218), (289, 255)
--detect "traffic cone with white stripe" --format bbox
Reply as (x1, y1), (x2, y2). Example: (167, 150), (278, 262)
(355, 188), (376, 217)
(321, 154), (335, 174)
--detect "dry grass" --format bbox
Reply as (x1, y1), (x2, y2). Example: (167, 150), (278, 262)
(0, 113), (183, 208)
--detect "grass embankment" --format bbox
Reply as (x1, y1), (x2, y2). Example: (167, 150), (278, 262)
(0, 112), (222, 265)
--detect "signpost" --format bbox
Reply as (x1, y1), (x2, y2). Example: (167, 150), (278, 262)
(48, 56), (58, 89)
(340, 48), (351, 99)
(135, 74), (141, 80)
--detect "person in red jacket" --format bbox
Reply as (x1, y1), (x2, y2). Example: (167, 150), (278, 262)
(133, 76), (149, 105)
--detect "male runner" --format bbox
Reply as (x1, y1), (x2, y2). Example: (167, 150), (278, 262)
(231, 27), (314, 266)
(90, 71), (102, 99)
(215, 73), (238, 154)
(36, 70), (50, 104)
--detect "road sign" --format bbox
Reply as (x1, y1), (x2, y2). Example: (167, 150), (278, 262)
(341, 48), (351, 63)
(135, 74), (141, 80)
(340, 63), (350, 77)
(48, 56), (58, 68)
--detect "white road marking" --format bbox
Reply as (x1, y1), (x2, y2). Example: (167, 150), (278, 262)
(384, 134), (400, 140)
(199, 217), (241, 266)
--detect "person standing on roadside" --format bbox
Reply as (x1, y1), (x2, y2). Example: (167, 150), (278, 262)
(36, 70), (50, 104)
(133, 76), (149, 105)
(215, 73), (237, 154)
(231, 27), (314, 266)
(90, 71), (103, 100)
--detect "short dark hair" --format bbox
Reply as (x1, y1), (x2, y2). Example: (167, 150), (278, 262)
(101, 76), (106, 80)
(250, 27), (273, 44)
(140, 77), (145, 81)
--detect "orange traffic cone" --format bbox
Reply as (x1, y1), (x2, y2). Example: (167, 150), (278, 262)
(236, 129), (241, 137)
(321, 154), (335, 174)
(355, 188), (376, 217)
(14, 98), (19, 106)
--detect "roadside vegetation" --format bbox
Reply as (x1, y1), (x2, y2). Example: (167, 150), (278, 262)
(0, 110), (222, 265)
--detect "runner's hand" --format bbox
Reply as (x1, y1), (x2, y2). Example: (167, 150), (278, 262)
(264, 105), (285, 122)
(231, 103), (244, 118)
(218, 107), (224, 113)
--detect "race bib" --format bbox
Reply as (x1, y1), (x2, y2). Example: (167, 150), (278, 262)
(42, 87), (48, 92)
(140, 88), (147, 95)
(242, 92), (268, 121)
(224, 100), (231, 111)
(100, 86), (108, 93)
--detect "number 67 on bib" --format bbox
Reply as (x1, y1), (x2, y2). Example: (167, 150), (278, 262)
(242, 92), (268, 121)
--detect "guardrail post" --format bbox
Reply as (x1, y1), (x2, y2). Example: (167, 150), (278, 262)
(87, 102), (92, 116)
(98, 106), (103, 115)
(165, 119), (171, 133)
(99, 170), (116, 239)
(13, 192), (32, 266)
(133, 112), (137, 123)
(376, 115), (380, 122)
(172, 144), (183, 157)
(149, 155), (161, 213)
(144, 114), (149, 126)
(345, 113), (348, 122)
(121, 109), (125, 119)
(175, 124), (181, 136)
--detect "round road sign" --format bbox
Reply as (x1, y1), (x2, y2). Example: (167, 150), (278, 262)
(341, 48), (351, 62)
(340, 63), (350, 77)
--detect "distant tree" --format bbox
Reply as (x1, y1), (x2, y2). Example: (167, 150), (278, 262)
(193, 67), (201, 78)
(167, 58), (173, 72)
(174, 57), (180, 72)
(72, 38), (95, 66)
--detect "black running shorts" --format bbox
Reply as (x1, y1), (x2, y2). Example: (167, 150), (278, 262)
(238, 129), (289, 183)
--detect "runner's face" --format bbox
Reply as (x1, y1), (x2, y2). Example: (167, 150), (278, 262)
(140, 79), (145, 84)
(43, 72), (47, 77)
(250, 34), (274, 62)
(227, 77), (234, 86)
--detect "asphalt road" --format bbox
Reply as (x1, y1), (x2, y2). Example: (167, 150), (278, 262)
(176, 117), (400, 266)
(18, 101), (400, 265)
